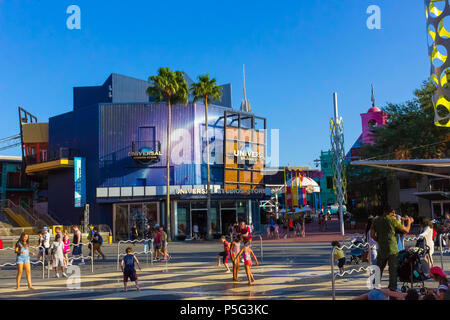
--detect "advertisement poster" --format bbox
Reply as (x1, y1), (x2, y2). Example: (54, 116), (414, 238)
(74, 157), (86, 207)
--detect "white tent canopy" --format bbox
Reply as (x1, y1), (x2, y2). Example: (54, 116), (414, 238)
(287, 176), (320, 192)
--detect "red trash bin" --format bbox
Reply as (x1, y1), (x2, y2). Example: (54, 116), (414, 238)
(0, 239), (3, 249)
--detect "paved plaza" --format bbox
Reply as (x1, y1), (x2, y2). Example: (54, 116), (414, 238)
(1, 229), (449, 300)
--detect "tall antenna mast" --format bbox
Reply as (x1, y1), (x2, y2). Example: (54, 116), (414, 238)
(240, 64), (252, 112)
(243, 64), (247, 101)
(371, 84), (375, 107)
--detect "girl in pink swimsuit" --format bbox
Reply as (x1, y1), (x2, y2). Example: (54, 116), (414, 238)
(62, 230), (71, 266)
(230, 235), (242, 281)
(237, 242), (258, 285)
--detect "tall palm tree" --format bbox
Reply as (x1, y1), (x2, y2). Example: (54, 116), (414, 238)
(147, 67), (188, 239)
(191, 74), (222, 240)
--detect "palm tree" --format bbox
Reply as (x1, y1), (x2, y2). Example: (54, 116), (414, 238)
(147, 67), (188, 239)
(191, 74), (222, 240)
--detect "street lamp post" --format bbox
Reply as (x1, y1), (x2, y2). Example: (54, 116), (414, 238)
(330, 93), (347, 237)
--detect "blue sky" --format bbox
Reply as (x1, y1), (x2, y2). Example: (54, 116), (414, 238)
(0, 0), (429, 167)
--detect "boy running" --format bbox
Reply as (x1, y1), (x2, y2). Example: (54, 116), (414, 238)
(121, 247), (142, 292)
(217, 236), (231, 273)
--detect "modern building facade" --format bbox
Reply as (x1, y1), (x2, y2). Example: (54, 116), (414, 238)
(26, 74), (267, 240)
(0, 156), (33, 207)
(318, 151), (337, 207)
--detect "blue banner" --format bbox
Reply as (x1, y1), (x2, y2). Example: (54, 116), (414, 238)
(74, 157), (86, 207)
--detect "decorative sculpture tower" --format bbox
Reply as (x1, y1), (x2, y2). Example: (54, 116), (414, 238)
(425, 0), (450, 126)
(330, 93), (347, 237)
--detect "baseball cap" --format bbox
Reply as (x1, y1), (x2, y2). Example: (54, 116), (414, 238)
(154, 224), (160, 228)
(430, 266), (447, 279)
(368, 289), (386, 300)
(43, 226), (48, 231)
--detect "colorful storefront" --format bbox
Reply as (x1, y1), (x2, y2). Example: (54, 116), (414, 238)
(28, 74), (267, 240)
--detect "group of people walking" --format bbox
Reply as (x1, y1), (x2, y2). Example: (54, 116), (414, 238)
(131, 224), (170, 262)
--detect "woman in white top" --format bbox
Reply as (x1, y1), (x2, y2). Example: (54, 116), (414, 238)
(419, 219), (434, 266)
(365, 216), (378, 265)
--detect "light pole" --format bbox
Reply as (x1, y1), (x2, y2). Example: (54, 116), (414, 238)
(330, 93), (347, 237)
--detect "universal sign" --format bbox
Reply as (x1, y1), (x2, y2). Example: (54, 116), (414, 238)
(129, 148), (162, 165)
(176, 188), (267, 195)
(233, 150), (264, 161)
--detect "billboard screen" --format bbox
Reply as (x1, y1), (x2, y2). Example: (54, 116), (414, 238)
(74, 157), (86, 207)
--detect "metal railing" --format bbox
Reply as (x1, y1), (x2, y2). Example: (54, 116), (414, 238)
(331, 242), (372, 300)
(116, 238), (154, 271)
(253, 234), (263, 263)
(439, 232), (450, 271)
(0, 245), (46, 279)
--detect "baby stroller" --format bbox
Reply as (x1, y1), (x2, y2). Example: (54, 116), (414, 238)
(350, 237), (366, 265)
(397, 246), (431, 294)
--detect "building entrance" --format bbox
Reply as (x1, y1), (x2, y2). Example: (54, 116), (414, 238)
(221, 209), (237, 235)
(191, 210), (207, 239)
(113, 202), (159, 240)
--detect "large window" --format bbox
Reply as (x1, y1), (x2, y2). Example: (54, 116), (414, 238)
(223, 111), (266, 191)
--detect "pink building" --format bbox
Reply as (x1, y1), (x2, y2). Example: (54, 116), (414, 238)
(360, 106), (388, 145)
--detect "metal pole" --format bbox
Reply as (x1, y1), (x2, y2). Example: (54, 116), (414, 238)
(331, 245), (336, 300)
(117, 241), (120, 271)
(440, 233), (444, 271)
(151, 239), (154, 266)
(332, 93), (345, 237)
(259, 235), (263, 263)
(42, 247), (45, 279)
(91, 241), (94, 273)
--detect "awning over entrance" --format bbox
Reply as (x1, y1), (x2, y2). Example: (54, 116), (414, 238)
(413, 191), (450, 201)
(25, 158), (74, 175)
(351, 158), (450, 179)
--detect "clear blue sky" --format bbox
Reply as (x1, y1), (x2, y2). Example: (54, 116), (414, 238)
(0, 0), (429, 167)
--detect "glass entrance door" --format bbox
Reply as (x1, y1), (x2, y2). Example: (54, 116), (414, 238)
(191, 210), (207, 239)
(113, 202), (159, 240)
(221, 209), (237, 235)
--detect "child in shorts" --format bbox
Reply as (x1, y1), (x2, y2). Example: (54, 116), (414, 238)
(52, 234), (67, 278)
(237, 242), (258, 285)
(332, 240), (346, 274)
(217, 236), (231, 273)
(121, 247), (142, 292)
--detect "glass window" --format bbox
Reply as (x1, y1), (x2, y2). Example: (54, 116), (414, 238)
(191, 201), (207, 209)
(177, 207), (188, 236)
(221, 200), (235, 209)
(210, 207), (218, 234)
(115, 204), (129, 240)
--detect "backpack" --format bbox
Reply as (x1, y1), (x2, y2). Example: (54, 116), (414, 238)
(98, 234), (103, 245)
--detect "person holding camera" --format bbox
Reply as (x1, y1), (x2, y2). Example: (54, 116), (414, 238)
(371, 207), (414, 291)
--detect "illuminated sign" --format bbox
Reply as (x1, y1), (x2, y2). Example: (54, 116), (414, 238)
(233, 145), (264, 168)
(74, 157), (86, 207)
(233, 150), (264, 161)
(129, 147), (162, 165)
(176, 188), (267, 195)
